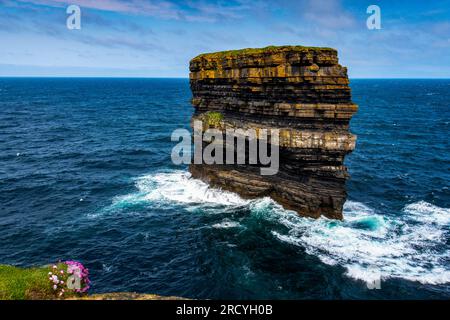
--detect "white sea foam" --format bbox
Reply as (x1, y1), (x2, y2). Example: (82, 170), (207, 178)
(106, 171), (450, 285)
(212, 219), (241, 229)
(404, 200), (450, 225)
(111, 171), (249, 209)
(270, 200), (450, 285)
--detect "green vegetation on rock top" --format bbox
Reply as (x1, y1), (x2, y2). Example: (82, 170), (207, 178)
(192, 45), (336, 61)
(201, 111), (223, 127)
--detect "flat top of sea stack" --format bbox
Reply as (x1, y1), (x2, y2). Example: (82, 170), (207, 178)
(191, 45), (337, 61)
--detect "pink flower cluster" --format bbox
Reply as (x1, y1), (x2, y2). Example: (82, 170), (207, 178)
(47, 261), (91, 298)
(65, 260), (91, 293)
(48, 264), (67, 297)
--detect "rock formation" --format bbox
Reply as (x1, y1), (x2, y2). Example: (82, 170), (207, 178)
(189, 46), (357, 220)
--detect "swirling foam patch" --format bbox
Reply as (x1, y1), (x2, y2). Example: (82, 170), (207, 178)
(108, 171), (450, 285)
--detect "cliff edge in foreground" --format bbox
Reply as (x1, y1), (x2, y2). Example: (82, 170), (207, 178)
(189, 46), (357, 220)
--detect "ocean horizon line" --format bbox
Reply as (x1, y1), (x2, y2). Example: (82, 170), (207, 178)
(1, 76), (450, 80)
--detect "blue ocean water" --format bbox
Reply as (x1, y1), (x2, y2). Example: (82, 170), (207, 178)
(0, 78), (449, 299)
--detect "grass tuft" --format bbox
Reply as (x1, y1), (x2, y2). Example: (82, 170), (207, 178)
(0, 263), (85, 300)
(201, 111), (223, 127)
(0, 264), (54, 300)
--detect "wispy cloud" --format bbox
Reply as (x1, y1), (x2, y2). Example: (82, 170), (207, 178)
(82, 11), (155, 35)
(13, 0), (259, 22)
(1, 0), (450, 77)
(16, 0), (180, 18)
(75, 34), (166, 52)
(302, 0), (355, 29)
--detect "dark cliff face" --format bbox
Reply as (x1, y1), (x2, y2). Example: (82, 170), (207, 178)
(188, 46), (357, 220)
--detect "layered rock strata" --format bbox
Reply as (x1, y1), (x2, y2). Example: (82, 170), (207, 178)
(189, 46), (357, 220)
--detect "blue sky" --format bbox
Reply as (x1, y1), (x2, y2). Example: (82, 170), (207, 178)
(0, 0), (449, 77)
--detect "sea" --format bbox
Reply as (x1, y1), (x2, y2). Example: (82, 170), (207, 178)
(0, 78), (449, 299)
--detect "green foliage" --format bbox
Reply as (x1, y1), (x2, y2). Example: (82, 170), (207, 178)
(202, 111), (223, 127)
(193, 45), (335, 60)
(0, 263), (83, 300)
(0, 264), (53, 300)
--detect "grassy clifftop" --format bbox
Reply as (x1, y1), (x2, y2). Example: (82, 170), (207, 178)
(0, 265), (53, 299)
(192, 45), (336, 61)
(0, 264), (186, 300)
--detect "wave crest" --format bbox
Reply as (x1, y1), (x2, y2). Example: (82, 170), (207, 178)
(110, 171), (249, 210)
(105, 171), (450, 285)
(271, 200), (450, 285)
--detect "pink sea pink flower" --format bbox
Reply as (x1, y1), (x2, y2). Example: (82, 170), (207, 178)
(63, 260), (91, 294)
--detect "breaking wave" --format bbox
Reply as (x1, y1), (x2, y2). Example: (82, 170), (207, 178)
(106, 171), (450, 285)
(270, 200), (450, 285)
(109, 170), (249, 210)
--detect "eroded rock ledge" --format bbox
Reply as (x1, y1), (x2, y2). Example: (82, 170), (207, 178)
(189, 46), (357, 220)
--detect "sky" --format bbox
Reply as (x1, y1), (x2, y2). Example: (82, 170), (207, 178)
(0, 0), (449, 78)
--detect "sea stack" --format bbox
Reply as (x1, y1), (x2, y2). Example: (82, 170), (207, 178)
(189, 46), (357, 220)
